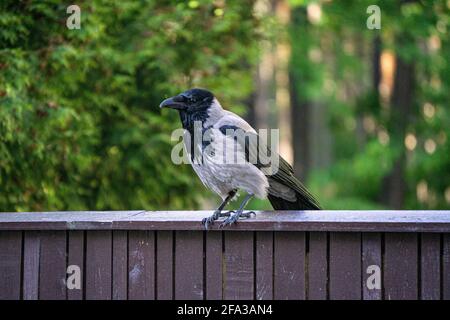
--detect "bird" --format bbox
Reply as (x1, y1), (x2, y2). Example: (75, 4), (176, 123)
(160, 88), (320, 228)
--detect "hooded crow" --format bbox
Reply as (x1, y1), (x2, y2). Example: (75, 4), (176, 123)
(160, 88), (320, 228)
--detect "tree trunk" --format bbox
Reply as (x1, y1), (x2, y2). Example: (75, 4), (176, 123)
(290, 73), (309, 180)
(372, 35), (382, 95)
(252, 46), (273, 130)
(275, 0), (293, 164)
(382, 55), (415, 209)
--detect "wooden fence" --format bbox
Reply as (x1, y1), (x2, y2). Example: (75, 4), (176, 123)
(0, 210), (449, 300)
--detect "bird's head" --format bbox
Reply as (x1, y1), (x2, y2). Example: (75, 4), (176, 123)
(160, 88), (223, 130)
(159, 88), (215, 112)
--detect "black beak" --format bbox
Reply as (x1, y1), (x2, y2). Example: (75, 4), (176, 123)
(159, 95), (187, 110)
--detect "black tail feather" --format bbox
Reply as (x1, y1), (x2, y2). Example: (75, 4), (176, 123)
(268, 192), (321, 210)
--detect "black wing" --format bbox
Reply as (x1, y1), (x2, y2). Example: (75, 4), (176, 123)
(218, 125), (321, 210)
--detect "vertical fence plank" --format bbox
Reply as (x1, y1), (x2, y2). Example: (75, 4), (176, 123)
(362, 233), (382, 300)
(224, 231), (254, 300)
(112, 231), (128, 300)
(86, 231), (112, 300)
(23, 231), (40, 300)
(39, 231), (67, 300)
(156, 231), (173, 300)
(274, 231), (305, 300)
(384, 233), (418, 300)
(205, 231), (222, 300)
(256, 231), (273, 300)
(308, 232), (328, 300)
(67, 231), (84, 300)
(0, 231), (22, 300)
(1, 214), (447, 301)
(175, 231), (204, 300)
(329, 232), (361, 300)
(443, 234), (450, 300)
(420, 233), (440, 300)
(128, 231), (155, 300)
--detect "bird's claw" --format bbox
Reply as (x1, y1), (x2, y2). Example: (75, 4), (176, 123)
(201, 216), (214, 230)
(219, 211), (255, 228)
(202, 210), (236, 230)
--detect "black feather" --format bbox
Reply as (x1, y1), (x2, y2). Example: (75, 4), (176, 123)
(218, 125), (321, 210)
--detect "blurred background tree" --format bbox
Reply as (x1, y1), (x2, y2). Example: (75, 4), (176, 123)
(249, 0), (449, 210)
(0, 0), (261, 211)
(0, 0), (448, 212)
(309, 0), (450, 210)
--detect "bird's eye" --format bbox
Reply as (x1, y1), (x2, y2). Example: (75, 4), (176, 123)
(182, 95), (195, 103)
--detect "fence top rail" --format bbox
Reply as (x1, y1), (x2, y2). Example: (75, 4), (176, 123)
(0, 210), (449, 232)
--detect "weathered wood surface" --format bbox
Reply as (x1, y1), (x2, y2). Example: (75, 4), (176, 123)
(38, 231), (67, 300)
(68, 231), (84, 300)
(85, 231), (112, 299)
(156, 231), (173, 300)
(308, 232), (328, 300)
(112, 231), (127, 300)
(0, 210), (449, 232)
(224, 232), (254, 299)
(362, 233), (382, 300)
(255, 232), (273, 300)
(420, 234), (441, 300)
(205, 231), (223, 300)
(384, 233), (418, 300)
(128, 231), (155, 300)
(0, 231), (22, 300)
(329, 232), (362, 300)
(175, 231), (203, 299)
(0, 211), (449, 300)
(23, 231), (40, 300)
(274, 232), (305, 299)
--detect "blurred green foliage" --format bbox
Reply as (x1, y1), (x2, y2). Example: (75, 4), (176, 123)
(0, 0), (261, 211)
(290, 0), (450, 209)
(0, 0), (448, 212)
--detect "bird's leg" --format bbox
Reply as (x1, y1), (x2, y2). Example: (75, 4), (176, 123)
(220, 193), (255, 228)
(202, 190), (236, 229)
